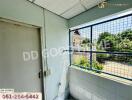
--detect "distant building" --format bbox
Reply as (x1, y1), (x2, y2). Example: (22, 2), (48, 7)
(72, 30), (82, 48)
(72, 30), (88, 63)
(72, 30), (96, 64)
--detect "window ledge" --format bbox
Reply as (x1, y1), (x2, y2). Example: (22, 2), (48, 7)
(70, 65), (132, 86)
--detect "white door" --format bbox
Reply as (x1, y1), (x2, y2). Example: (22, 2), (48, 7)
(0, 21), (43, 93)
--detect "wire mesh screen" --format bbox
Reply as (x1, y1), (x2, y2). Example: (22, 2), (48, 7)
(70, 14), (132, 80)
(70, 27), (91, 50)
(93, 15), (132, 52)
(94, 53), (132, 79)
(70, 27), (91, 68)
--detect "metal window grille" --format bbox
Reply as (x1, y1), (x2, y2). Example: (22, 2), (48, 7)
(69, 14), (132, 81)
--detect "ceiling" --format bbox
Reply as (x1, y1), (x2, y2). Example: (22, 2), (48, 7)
(28, 0), (105, 19)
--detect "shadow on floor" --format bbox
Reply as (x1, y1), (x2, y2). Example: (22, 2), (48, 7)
(65, 94), (77, 100)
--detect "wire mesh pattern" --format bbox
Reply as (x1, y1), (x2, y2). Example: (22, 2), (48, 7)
(70, 14), (132, 80)
(95, 53), (132, 79)
(93, 15), (132, 52)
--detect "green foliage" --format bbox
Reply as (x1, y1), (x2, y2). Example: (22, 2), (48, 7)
(109, 55), (126, 62)
(74, 56), (90, 68)
(97, 29), (132, 52)
(128, 61), (132, 65)
(92, 61), (104, 71)
(97, 32), (118, 51)
(117, 29), (132, 41)
(82, 38), (90, 44)
(103, 35), (118, 51)
(118, 38), (132, 52)
(96, 29), (132, 63)
(97, 32), (112, 44)
(96, 54), (109, 63)
(74, 56), (103, 72)
(79, 56), (90, 67)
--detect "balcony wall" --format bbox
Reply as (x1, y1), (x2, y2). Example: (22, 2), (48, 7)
(69, 66), (132, 100)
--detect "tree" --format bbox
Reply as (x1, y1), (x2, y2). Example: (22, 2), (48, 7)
(82, 38), (90, 45)
(118, 38), (132, 52)
(117, 29), (132, 41)
(117, 29), (132, 52)
(96, 29), (132, 64)
(97, 32), (112, 44)
(103, 35), (118, 51)
(97, 32), (117, 51)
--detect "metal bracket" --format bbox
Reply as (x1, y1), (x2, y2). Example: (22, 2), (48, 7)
(44, 69), (51, 77)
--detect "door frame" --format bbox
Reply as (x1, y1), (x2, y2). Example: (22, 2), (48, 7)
(0, 17), (45, 100)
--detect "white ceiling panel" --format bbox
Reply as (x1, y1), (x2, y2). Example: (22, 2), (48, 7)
(35, 0), (79, 15)
(27, 0), (104, 19)
(34, 0), (45, 7)
(61, 3), (85, 19)
(81, 0), (105, 9)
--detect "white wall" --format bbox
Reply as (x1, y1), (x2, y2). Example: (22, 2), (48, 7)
(44, 10), (69, 100)
(69, 67), (132, 100)
(0, 0), (69, 100)
(0, 0), (44, 26)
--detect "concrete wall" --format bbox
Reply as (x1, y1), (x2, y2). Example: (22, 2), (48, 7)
(44, 10), (69, 100)
(0, 0), (69, 100)
(68, 0), (132, 28)
(69, 67), (132, 100)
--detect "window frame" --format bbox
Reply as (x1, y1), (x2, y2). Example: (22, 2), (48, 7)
(69, 13), (132, 81)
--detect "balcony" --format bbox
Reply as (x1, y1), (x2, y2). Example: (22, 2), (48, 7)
(67, 10), (132, 100)
(0, 0), (132, 100)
